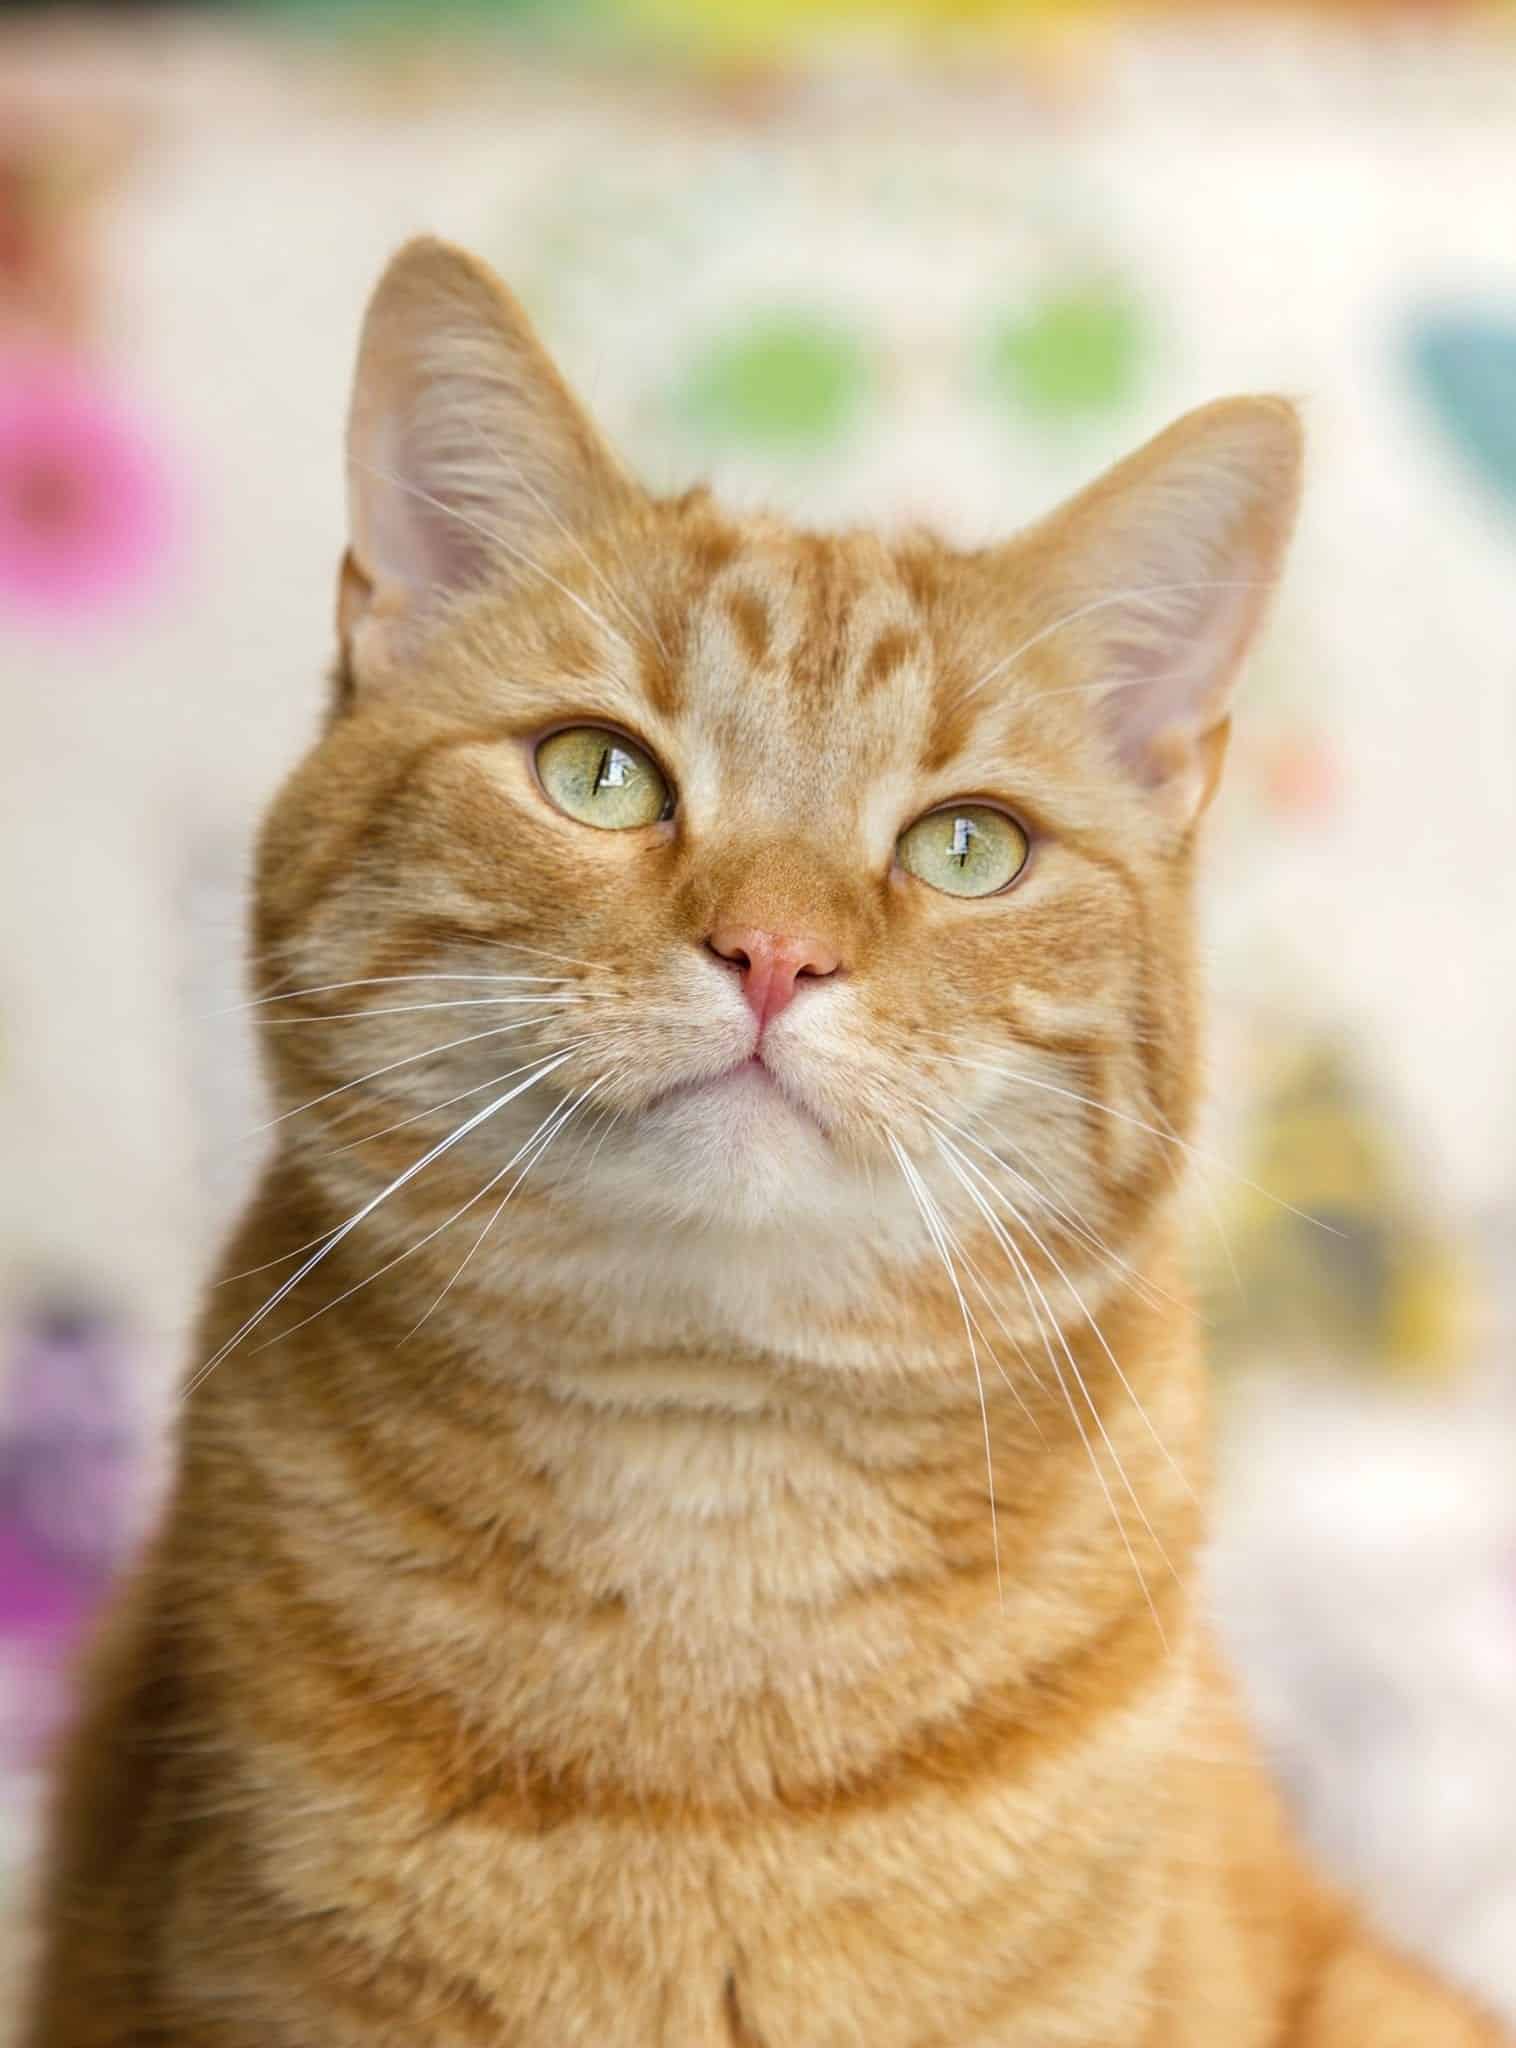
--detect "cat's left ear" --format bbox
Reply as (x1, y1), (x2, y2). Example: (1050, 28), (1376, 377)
(1016, 396), (1303, 826)
(339, 236), (638, 685)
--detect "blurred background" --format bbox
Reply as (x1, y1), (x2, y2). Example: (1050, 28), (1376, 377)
(2, 0), (1516, 2026)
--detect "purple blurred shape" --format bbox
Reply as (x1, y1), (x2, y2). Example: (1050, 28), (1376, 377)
(0, 1303), (143, 1763)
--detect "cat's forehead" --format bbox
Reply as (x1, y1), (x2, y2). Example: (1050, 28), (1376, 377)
(635, 521), (992, 828)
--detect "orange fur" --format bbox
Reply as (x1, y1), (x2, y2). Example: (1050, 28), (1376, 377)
(21, 240), (1506, 2047)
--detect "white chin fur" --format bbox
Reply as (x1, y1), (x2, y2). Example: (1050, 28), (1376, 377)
(603, 1066), (846, 1229)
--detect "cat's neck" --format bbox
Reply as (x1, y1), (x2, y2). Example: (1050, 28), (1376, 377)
(201, 1157), (1207, 1804)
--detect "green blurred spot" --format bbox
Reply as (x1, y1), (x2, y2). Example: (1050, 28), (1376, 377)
(986, 285), (1144, 419)
(677, 316), (869, 449)
(242, 0), (570, 20)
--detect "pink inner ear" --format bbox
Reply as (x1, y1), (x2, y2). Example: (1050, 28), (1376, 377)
(1096, 576), (1256, 787)
(353, 384), (499, 616)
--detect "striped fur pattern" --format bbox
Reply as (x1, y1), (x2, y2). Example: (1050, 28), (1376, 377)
(22, 241), (1506, 2046)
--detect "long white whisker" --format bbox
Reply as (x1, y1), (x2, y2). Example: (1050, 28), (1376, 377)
(265, 996), (586, 1024)
(935, 1128), (1194, 1508)
(217, 1051), (604, 1295)
(220, 1040), (605, 1275)
(209, 973), (574, 1017)
(252, 1076), (608, 1355)
(907, 1091), (1174, 1317)
(250, 1011), (572, 1136)
(975, 1132), (1178, 1316)
(914, 1189), (1048, 1437)
(887, 1133), (1002, 1607)
(929, 1044), (1339, 1234)
(583, 1095), (630, 1175)
(327, 1041), (600, 1157)
(928, 1135), (1169, 1642)
(183, 1051), (577, 1398)
(402, 1072), (617, 1342)
(556, 1074), (630, 1177)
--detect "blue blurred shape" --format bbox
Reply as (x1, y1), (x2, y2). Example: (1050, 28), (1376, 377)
(1409, 312), (1516, 513)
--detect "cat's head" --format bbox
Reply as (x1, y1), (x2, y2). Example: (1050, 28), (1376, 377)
(254, 238), (1299, 1265)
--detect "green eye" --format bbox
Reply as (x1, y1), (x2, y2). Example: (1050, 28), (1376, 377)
(896, 804), (1029, 898)
(535, 727), (673, 830)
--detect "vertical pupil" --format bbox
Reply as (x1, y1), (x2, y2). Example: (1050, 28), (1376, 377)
(594, 745), (631, 793)
(950, 815), (973, 865)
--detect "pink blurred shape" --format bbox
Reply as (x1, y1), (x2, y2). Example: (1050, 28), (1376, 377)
(0, 352), (178, 620)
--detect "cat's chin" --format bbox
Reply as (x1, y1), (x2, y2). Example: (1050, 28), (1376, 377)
(649, 1055), (809, 1121)
(609, 1059), (847, 1229)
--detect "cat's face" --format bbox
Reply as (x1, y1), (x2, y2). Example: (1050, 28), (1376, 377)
(254, 240), (1299, 1268)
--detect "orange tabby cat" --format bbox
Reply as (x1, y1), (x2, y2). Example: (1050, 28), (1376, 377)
(22, 239), (1506, 2048)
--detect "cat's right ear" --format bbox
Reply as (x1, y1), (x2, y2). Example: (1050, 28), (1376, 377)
(338, 236), (636, 688)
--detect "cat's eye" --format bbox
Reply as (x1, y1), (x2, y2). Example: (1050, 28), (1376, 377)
(534, 727), (673, 830)
(896, 803), (1029, 898)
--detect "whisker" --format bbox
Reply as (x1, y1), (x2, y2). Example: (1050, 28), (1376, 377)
(216, 1046), (606, 1283)
(216, 1228), (352, 1288)
(182, 1050), (577, 1397)
(938, 1100), (1185, 1325)
(264, 996), (586, 1024)
(906, 1091), (1174, 1318)
(252, 1075), (609, 1356)
(208, 973), (573, 1018)
(326, 1042), (600, 1157)
(934, 1127), (1194, 1509)
(248, 1011), (573, 1136)
(928, 1042), (1340, 1234)
(928, 1134), (1169, 1643)
(556, 1077), (629, 1177)
(583, 1095), (631, 1175)
(402, 1072), (618, 1342)
(887, 1132), (1003, 1608)
(974, 1130), (1180, 1318)
(916, 1192), (1048, 1438)
(491, 938), (607, 974)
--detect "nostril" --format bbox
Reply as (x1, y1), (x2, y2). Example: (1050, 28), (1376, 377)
(706, 937), (750, 973)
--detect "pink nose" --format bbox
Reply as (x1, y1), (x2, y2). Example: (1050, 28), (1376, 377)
(707, 925), (841, 1030)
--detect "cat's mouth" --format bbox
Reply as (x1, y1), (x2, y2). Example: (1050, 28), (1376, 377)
(644, 1054), (828, 1133)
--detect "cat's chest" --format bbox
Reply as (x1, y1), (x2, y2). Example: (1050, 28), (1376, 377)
(257, 1769), (1151, 2048)
(218, 1508), (1180, 2048)
(210, 1312), (1173, 2043)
